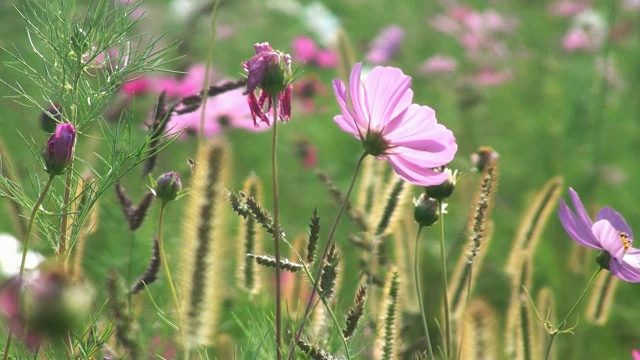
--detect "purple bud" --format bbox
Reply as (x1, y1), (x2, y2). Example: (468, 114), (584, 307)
(44, 123), (76, 176)
(154, 172), (182, 203)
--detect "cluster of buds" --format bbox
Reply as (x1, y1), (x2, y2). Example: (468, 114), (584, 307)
(413, 168), (459, 227)
(44, 123), (76, 176)
(242, 42), (293, 126)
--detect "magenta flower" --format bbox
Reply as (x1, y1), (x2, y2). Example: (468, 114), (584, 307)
(419, 55), (458, 75)
(559, 188), (640, 282)
(44, 123), (76, 176)
(333, 63), (457, 186)
(633, 349), (640, 360)
(242, 42), (293, 126)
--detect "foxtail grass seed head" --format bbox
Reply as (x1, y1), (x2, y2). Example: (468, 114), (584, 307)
(153, 171), (182, 203)
(130, 237), (161, 294)
(343, 281), (369, 339)
(471, 147), (499, 172)
(374, 269), (401, 360)
(306, 208), (321, 264)
(44, 123), (76, 176)
(425, 167), (459, 200)
(413, 193), (441, 228)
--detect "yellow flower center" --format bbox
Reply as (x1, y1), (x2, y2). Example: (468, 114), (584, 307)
(619, 231), (631, 253)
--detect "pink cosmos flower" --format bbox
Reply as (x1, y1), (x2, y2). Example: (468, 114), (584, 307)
(547, 1), (588, 17)
(168, 87), (267, 137)
(333, 63), (457, 186)
(558, 188), (640, 282)
(472, 68), (513, 86)
(243, 43), (293, 126)
(121, 64), (212, 98)
(633, 349), (640, 360)
(419, 55), (458, 75)
(292, 36), (337, 68)
(366, 25), (405, 65)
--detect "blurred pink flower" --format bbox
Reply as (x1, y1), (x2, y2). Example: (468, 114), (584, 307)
(562, 9), (607, 53)
(547, 1), (589, 17)
(472, 68), (513, 86)
(430, 5), (515, 81)
(121, 64), (213, 98)
(419, 55), (457, 75)
(562, 27), (593, 51)
(293, 75), (327, 114)
(295, 137), (317, 168)
(333, 63), (457, 186)
(633, 349), (640, 360)
(366, 25), (405, 64)
(291, 36), (337, 68)
(168, 86), (268, 137)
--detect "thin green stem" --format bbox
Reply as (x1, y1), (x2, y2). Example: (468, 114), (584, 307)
(198, 0), (220, 140)
(543, 268), (602, 360)
(271, 98), (282, 360)
(439, 201), (451, 359)
(2, 175), (55, 360)
(288, 152), (368, 360)
(414, 225), (435, 360)
(157, 203), (184, 357)
(57, 170), (73, 265)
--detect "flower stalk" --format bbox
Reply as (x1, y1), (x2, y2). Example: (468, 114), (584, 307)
(2, 174), (55, 360)
(288, 151), (367, 360)
(413, 225), (435, 360)
(271, 97), (283, 360)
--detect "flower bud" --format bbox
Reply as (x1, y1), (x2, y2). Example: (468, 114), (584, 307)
(154, 172), (182, 203)
(425, 168), (459, 201)
(413, 193), (440, 227)
(44, 123), (76, 176)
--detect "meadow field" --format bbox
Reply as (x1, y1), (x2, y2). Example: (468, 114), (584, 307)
(0, 0), (639, 359)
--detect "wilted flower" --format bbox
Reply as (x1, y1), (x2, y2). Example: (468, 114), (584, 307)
(366, 25), (405, 65)
(153, 172), (182, 203)
(44, 123), (76, 176)
(333, 63), (457, 186)
(558, 188), (640, 282)
(242, 42), (293, 126)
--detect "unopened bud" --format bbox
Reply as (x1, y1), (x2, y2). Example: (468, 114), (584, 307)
(413, 193), (440, 227)
(425, 168), (458, 200)
(154, 172), (182, 203)
(44, 123), (76, 176)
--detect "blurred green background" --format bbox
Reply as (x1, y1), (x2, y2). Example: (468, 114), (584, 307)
(1, 0), (640, 358)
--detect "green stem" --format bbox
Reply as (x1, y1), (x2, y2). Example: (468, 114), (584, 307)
(271, 98), (282, 360)
(543, 268), (601, 360)
(198, 0), (220, 140)
(439, 200), (451, 359)
(2, 175), (55, 360)
(414, 225), (435, 360)
(288, 152), (368, 360)
(157, 203), (184, 357)
(57, 170), (73, 265)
